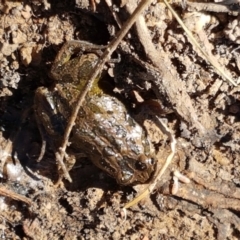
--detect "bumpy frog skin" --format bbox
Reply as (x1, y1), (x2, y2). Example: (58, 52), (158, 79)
(34, 41), (157, 185)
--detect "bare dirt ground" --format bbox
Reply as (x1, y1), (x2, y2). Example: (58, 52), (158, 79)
(0, 0), (240, 239)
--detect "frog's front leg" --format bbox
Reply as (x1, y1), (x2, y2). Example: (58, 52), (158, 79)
(51, 40), (106, 81)
(35, 87), (66, 141)
(34, 85), (71, 160)
(34, 87), (64, 161)
(34, 87), (76, 181)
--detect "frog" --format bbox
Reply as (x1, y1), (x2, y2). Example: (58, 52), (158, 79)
(34, 40), (157, 186)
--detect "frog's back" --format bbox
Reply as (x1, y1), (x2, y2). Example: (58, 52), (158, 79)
(72, 93), (156, 185)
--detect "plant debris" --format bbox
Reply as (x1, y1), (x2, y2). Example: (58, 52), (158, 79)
(0, 0), (240, 239)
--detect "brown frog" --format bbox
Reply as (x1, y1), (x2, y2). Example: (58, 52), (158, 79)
(34, 40), (157, 185)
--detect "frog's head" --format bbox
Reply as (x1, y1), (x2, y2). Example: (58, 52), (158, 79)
(115, 154), (157, 185)
(97, 151), (157, 186)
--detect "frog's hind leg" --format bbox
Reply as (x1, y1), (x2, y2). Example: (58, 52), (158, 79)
(34, 88), (50, 162)
(34, 106), (73, 184)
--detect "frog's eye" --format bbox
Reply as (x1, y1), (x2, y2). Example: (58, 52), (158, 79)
(135, 160), (147, 171)
(147, 158), (155, 165)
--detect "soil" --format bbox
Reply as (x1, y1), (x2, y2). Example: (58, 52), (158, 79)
(0, 0), (240, 239)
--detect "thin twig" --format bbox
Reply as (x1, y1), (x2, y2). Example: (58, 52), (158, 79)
(125, 0), (209, 136)
(56, 0), (154, 181)
(186, 2), (240, 13)
(0, 186), (32, 205)
(163, 0), (237, 86)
